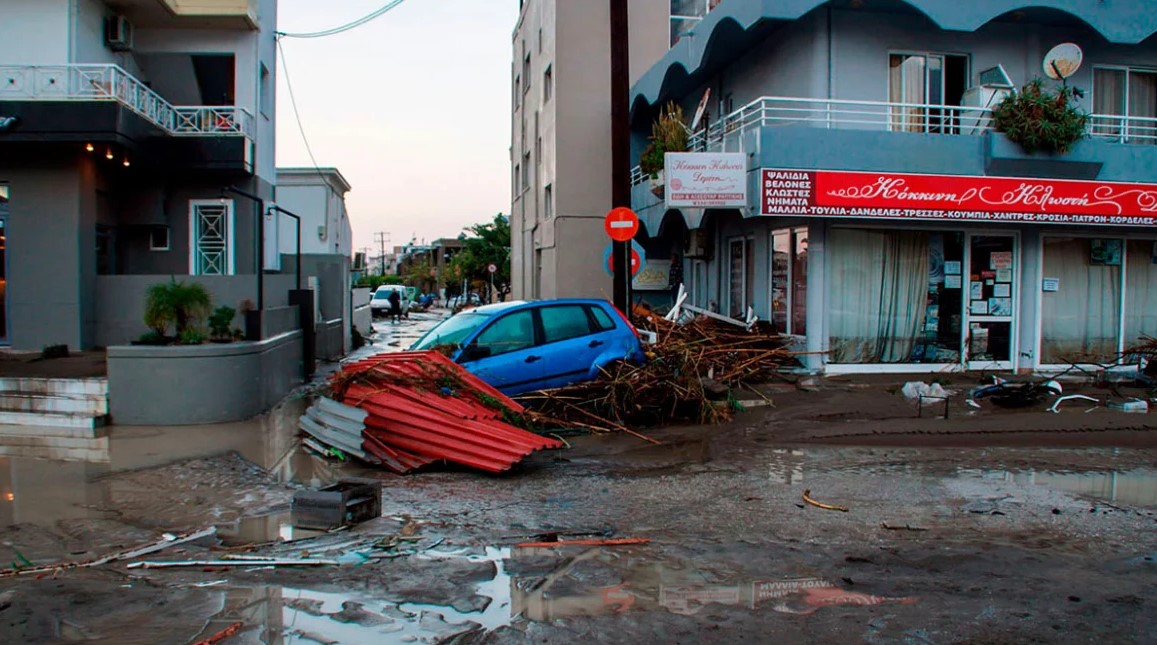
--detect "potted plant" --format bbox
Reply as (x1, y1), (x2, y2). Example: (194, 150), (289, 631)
(639, 101), (690, 197)
(208, 305), (237, 343)
(992, 79), (1089, 155)
(141, 277), (212, 344)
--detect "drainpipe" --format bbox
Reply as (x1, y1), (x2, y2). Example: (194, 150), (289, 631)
(267, 204), (303, 291)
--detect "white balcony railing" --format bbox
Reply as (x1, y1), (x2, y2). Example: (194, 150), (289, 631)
(0, 64), (254, 138)
(632, 95), (1157, 185)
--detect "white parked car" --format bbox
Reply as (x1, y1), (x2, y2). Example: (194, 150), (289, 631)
(371, 285), (410, 317)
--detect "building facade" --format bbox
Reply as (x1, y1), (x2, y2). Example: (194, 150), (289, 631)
(629, 0), (1157, 374)
(0, 0), (279, 350)
(510, 0), (675, 300)
(274, 167), (354, 357)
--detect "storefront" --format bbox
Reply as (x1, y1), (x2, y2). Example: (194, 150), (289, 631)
(756, 168), (1157, 373)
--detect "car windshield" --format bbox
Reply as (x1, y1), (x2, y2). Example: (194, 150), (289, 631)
(411, 311), (492, 350)
(373, 291), (392, 300)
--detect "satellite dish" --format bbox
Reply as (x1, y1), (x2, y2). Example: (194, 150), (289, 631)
(691, 88), (712, 131)
(1043, 43), (1082, 80)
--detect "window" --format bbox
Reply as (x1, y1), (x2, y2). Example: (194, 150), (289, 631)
(540, 305), (594, 343)
(590, 306), (615, 331)
(543, 65), (552, 102)
(727, 237), (754, 319)
(1093, 66), (1157, 143)
(523, 51), (531, 93)
(149, 225), (170, 251)
(259, 63), (272, 118)
(521, 152), (530, 191)
(514, 75), (521, 109)
(514, 164), (521, 194)
(770, 228), (807, 335)
(543, 184), (553, 219)
(888, 53), (969, 133)
(670, 0), (705, 45)
(189, 199), (234, 275)
(538, 27), (542, 53)
(476, 310), (536, 355)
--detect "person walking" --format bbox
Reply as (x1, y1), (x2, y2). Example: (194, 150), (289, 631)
(387, 289), (402, 324)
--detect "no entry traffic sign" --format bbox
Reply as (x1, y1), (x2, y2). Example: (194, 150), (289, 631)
(604, 207), (639, 242)
(603, 241), (645, 278)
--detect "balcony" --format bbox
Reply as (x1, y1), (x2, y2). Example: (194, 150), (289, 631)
(106, 0), (258, 29)
(631, 96), (1157, 185)
(0, 64), (254, 139)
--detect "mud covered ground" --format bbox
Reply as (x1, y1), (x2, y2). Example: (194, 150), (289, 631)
(0, 334), (1155, 643)
(1, 426), (1155, 642)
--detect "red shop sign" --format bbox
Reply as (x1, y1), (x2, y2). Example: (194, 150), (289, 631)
(761, 168), (1157, 227)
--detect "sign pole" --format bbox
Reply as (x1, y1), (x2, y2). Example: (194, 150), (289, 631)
(610, 0), (631, 314)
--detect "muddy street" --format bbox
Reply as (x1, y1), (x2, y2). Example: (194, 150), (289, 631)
(0, 314), (1155, 644)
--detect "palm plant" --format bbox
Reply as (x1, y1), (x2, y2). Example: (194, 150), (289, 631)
(144, 278), (212, 337)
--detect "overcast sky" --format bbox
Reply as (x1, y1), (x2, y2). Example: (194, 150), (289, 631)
(275, 0), (518, 255)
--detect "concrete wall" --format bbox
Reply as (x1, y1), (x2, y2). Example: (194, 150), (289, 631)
(0, 0), (70, 64)
(94, 273), (295, 347)
(1, 156), (92, 350)
(107, 330), (303, 425)
(316, 319), (343, 361)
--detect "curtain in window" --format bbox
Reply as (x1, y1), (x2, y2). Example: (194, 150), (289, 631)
(889, 55), (927, 133)
(1040, 238), (1121, 364)
(1093, 69), (1125, 139)
(1127, 70), (1157, 143)
(829, 229), (929, 363)
(1124, 240), (1157, 350)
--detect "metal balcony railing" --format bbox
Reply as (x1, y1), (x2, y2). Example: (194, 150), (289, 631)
(631, 95), (1157, 185)
(0, 64), (254, 138)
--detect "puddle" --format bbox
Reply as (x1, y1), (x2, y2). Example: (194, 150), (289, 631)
(958, 467), (1157, 506)
(191, 546), (919, 642)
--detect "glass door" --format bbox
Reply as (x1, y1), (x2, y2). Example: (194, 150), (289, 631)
(965, 234), (1017, 370)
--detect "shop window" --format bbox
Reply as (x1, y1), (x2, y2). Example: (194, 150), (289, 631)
(727, 237), (753, 320)
(1124, 240), (1157, 349)
(1092, 67), (1157, 143)
(888, 53), (969, 133)
(769, 227), (808, 335)
(189, 199), (234, 275)
(829, 229), (965, 364)
(1040, 237), (1122, 364)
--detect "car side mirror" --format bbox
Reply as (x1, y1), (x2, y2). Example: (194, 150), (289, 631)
(459, 344), (492, 362)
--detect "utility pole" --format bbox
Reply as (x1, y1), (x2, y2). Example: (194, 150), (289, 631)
(373, 231), (390, 276)
(609, 0), (632, 314)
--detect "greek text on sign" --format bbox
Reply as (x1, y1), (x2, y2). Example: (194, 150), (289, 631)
(760, 168), (1157, 227)
(666, 152), (747, 208)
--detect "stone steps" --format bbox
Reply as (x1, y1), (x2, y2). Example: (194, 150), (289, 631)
(0, 377), (109, 431)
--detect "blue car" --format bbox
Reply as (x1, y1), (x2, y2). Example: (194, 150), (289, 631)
(410, 299), (646, 396)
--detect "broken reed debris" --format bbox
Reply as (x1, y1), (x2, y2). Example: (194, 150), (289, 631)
(515, 304), (799, 432)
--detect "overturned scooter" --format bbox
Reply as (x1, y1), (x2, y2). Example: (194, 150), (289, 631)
(969, 377), (1062, 408)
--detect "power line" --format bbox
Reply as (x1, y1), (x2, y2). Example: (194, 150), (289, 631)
(276, 38), (326, 183)
(276, 0), (408, 39)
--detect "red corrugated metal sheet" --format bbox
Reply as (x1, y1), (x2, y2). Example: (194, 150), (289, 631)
(334, 351), (561, 474)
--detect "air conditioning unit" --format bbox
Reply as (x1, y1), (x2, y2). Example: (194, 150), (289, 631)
(105, 15), (134, 52)
(960, 65), (1014, 134)
(685, 228), (712, 260)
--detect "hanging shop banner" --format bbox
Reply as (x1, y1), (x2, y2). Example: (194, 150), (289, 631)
(666, 152), (747, 208)
(760, 168), (1157, 226)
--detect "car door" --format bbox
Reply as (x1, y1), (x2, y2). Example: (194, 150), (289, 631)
(535, 304), (614, 389)
(460, 308), (545, 395)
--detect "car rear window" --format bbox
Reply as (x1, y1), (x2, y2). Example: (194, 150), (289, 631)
(539, 305), (594, 344)
(589, 305), (616, 331)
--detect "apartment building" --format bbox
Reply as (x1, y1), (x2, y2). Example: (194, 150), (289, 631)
(629, 0), (1157, 374)
(510, 0), (678, 300)
(0, 0), (279, 350)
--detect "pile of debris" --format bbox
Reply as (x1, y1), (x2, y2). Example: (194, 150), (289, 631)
(516, 304), (798, 431)
(300, 351), (562, 474)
